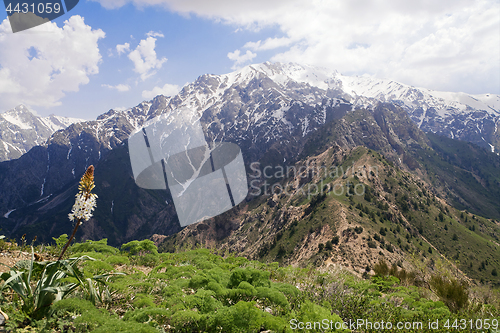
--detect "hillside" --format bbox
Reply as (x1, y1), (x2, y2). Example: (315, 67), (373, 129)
(0, 238), (498, 332)
(160, 145), (500, 284)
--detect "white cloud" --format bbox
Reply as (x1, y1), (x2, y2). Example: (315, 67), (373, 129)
(90, 0), (499, 94)
(227, 49), (256, 70)
(116, 42), (130, 55)
(128, 34), (167, 81)
(244, 37), (292, 51)
(102, 83), (130, 92)
(0, 15), (105, 110)
(146, 31), (164, 38)
(142, 83), (180, 99)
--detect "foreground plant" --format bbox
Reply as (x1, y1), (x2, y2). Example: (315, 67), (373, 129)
(0, 165), (123, 323)
(0, 253), (115, 320)
(58, 165), (98, 260)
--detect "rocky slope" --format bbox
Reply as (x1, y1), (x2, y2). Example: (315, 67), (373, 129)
(160, 138), (500, 284)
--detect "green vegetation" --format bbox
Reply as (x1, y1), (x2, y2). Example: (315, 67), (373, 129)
(0, 250), (120, 322)
(1, 243), (498, 332)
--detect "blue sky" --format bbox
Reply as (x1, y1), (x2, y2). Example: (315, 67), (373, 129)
(0, 0), (499, 119)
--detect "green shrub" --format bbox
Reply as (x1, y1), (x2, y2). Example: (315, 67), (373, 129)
(53, 234), (69, 252)
(208, 300), (286, 333)
(228, 268), (270, 288)
(132, 253), (160, 267)
(297, 300), (343, 330)
(169, 309), (205, 332)
(256, 287), (289, 309)
(372, 275), (400, 292)
(82, 260), (114, 276)
(206, 281), (226, 297)
(373, 260), (389, 276)
(123, 307), (170, 324)
(188, 274), (211, 289)
(227, 281), (257, 300)
(71, 239), (118, 254)
(121, 240), (158, 255)
(133, 294), (155, 308)
(162, 284), (183, 298)
(187, 289), (222, 313)
(318, 243), (325, 252)
(50, 297), (97, 315)
(430, 276), (469, 313)
(91, 319), (158, 332)
(105, 255), (130, 266)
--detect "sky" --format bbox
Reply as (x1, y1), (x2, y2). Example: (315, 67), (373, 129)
(0, 0), (499, 120)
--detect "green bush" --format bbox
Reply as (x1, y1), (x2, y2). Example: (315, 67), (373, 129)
(228, 268), (271, 288)
(50, 297), (98, 315)
(82, 260), (114, 276)
(132, 253), (160, 267)
(105, 255), (130, 266)
(71, 239), (118, 254)
(430, 276), (469, 313)
(121, 240), (158, 255)
(207, 300), (286, 333)
(53, 234), (69, 252)
(91, 319), (158, 333)
(186, 289), (222, 313)
(188, 274), (211, 289)
(256, 287), (289, 309)
(297, 300), (344, 330)
(133, 294), (155, 308)
(373, 260), (389, 276)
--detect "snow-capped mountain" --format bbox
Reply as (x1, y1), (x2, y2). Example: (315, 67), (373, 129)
(133, 61), (499, 154)
(0, 105), (85, 161)
(1, 61), (499, 245)
(227, 62), (500, 153)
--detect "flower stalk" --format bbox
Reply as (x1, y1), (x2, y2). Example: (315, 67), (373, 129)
(58, 165), (97, 260)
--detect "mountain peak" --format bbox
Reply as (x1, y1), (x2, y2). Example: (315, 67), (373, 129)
(0, 105), (85, 161)
(3, 104), (34, 115)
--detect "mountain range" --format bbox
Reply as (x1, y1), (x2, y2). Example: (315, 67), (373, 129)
(0, 62), (498, 283)
(0, 105), (85, 161)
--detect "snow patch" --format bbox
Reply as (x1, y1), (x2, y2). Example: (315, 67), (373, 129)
(2, 140), (9, 153)
(1, 113), (32, 129)
(40, 178), (46, 196)
(4, 209), (15, 218)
